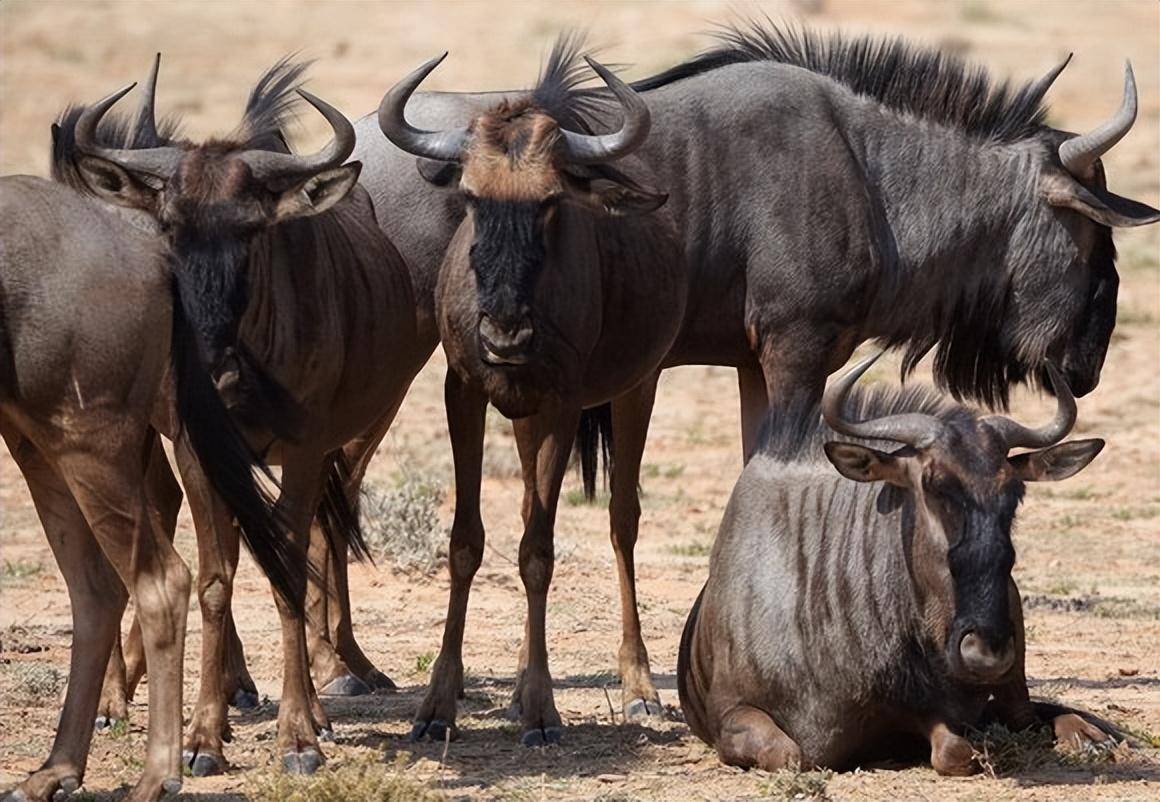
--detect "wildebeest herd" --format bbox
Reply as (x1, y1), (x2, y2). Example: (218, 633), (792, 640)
(1, 19), (1157, 802)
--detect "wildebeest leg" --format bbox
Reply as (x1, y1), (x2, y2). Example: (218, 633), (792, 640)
(178, 440), (243, 777)
(327, 418), (403, 692)
(3, 434), (126, 802)
(510, 403), (581, 746)
(411, 372), (487, 742)
(271, 456), (330, 774)
(737, 366), (768, 462)
(756, 327), (853, 420)
(715, 705), (802, 771)
(307, 409), (401, 697)
(59, 432), (191, 802)
(987, 580), (1107, 751)
(96, 633), (130, 731)
(97, 434), (182, 727)
(223, 612), (260, 708)
(926, 720), (975, 775)
(609, 376), (664, 721)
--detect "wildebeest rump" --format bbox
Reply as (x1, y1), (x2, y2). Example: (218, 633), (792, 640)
(377, 40), (686, 743)
(0, 162), (304, 801)
(59, 57), (434, 776)
(677, 352), (1109, 773)
(349, 23), (1159, 717)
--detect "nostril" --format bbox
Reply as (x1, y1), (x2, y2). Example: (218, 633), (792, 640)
(480, 315), (533, 350)
(959, 631), (1016, 676)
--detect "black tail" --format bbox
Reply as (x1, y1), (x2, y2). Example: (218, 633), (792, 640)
(1029, 700), (1134, 744)
(575, 403), (613, 501)
(169, 280), (304, 612)
(317, 451), (373, 565)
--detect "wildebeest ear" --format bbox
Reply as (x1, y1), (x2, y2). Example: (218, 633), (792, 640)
(416, 157), (462, 187)
(823, 442), (907, 486)
(77, 155), (162, 211)
(274, 162), (361, 222)
(1043, 172), (1160, 227)
(1008, 438), (1104, 482)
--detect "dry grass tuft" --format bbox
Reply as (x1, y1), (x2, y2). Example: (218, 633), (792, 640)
(0, 661), (65, 703)
(360, 471), (446, 573)
(759, 764), (834, 800)
(969, 722), (1126, 778)
(245, 754), (445, 802)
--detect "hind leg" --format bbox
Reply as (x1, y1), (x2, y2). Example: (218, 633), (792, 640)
(3, 433), (126, 801)
(716, 705), (803, 771)
(96, 434), (181, 727)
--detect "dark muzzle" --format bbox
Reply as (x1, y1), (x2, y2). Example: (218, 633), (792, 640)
(956, 629), (1015, 682)
(479, 313), (534, 366)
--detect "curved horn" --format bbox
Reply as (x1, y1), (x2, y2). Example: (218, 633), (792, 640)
(983, 364), (1076, 451)
(823, 351), (946, 449)
(74, 83), (182, 178)
(1059, 61), (1137, 179)
(133, 52), (162, 144)
(1025, 52), (1071, 104)
(238, 89), (355, 185)
(559, 56), (651, 165)
(377, 53), (468, 162)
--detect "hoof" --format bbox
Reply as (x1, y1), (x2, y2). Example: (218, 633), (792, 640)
(365, 669), (397, 693)
(317, 727), (335, 743)
(93, 715), (121, 732)
(49, 777), (79, 802)
(520, 726), (563, 748)
(624, 697), (665, 722)
(3, 790), (31, 802)
(183, 749), (226, 777)
(411, 719), (457, 742)
(161, 777), (183, 797)
(230, 688), (260, 710)
(319, 673), (371, 698)
(281, 748), (324, 775)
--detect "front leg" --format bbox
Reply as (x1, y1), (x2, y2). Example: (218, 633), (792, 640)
(411, 372), (488, 742)
(510, 401), (582, 746)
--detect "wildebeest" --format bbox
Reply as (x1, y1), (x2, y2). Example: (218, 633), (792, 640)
(0, 151), (301, 802)
(377, 45), (685, 744)
(678, 352), (1110, 773)
(60, 58), (434, 775)
(350, 24), (1159, 719)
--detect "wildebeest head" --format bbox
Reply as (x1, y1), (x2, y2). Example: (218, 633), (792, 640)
(378, 47), (665, 367)
(69, 56), (360, 374)
(821, 352), (1102, 683)
(1023, 59), (1159, 398)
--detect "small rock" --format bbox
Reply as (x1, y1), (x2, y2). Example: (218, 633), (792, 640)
(1118, 667), (1139, 677)
(597, 773), (627, 783)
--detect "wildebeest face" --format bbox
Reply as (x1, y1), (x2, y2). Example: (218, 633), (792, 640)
(378, 53), (664, 369)
(1027, 63), (1160, 396)
(73, 82), (359, 371)
(823, 355), (1104, 684)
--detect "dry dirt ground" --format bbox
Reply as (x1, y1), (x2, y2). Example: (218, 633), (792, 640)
(1, 1), (1159, 800)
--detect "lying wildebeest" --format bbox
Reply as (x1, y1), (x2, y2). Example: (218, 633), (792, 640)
(60, 58), (433, 775)
(0, 133), (302, 802)
(678, 352), (1110, 773)
(377, 46), (685, 744)
(350, 24), (1160, 720)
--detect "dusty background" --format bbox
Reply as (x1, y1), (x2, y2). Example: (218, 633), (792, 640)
(1, 1), (1158, 800)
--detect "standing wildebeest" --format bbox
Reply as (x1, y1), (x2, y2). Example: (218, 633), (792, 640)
(350, 25), (1160, 720)
(678, 352), (1109, 773)
(377, 47), (684, 745)
(61, 58), (433, 775)
(0, 155), (303, 801)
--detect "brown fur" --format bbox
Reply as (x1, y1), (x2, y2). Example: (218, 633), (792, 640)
(460, 104), (564, 201)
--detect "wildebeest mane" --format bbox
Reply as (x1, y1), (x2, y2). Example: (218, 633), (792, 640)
(530, 29), (612, 135)
(50, 104), (182, 192)
(632, 19), (1051, 143)
(758, 381), (977, 463)
(231, 55), (312, 152)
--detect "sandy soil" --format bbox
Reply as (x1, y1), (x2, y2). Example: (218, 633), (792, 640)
(1, 1), (1158, 800)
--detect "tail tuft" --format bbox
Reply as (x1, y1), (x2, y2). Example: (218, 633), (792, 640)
(318, 451), (374, 565)
(575, 403), (613, 501)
